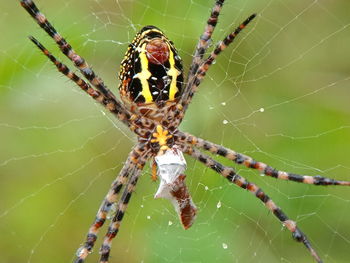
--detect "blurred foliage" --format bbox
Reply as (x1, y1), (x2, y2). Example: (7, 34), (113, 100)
(1, 0), (350, 262)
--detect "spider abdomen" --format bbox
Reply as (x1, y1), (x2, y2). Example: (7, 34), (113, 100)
(119, 26), (184, 107)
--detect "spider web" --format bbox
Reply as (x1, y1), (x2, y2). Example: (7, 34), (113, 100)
(1, 0), (350, 262)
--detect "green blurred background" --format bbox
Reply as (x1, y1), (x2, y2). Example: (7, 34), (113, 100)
(1, 0), (350, 262)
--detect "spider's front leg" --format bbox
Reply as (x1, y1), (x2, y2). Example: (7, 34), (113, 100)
(181, 144), (323, 263)
(99, 169), (143, 263)
(98, 148), (151, 263)
(74, 145), (149, 263)
(178, 132), (350, 186)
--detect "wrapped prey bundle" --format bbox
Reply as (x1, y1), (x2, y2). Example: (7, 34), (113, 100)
(154, 146), (197, 229)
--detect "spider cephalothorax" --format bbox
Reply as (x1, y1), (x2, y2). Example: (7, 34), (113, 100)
(21, 0), (350, 262)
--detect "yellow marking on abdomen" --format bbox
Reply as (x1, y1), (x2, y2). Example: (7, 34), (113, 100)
(166, 43), (180, 100)
(133, 43), (153, 103)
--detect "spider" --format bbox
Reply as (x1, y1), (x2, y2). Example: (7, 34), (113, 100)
(20, 0), (350, 262)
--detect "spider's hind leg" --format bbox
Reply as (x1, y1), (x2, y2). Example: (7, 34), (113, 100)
(29, 36), (140, 132)
(188, 0), (225, 79)
(182, 12), (256, 108)
(21, 0), (117, 102)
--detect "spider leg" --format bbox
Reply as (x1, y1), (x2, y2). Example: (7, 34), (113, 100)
(20, 0), (118, 103)
(74, 145), (149, 263)
(181, 144), (323, 263)
(28, 36), (151, 137)
(182, 13), (256, 108)
(177, 132), (350, 186)
(99, 159), (147, 263)
(188, 0), (225, 80)
(28, 36), (134, 128)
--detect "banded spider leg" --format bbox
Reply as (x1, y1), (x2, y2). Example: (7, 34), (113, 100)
(180, 144), (323, 263)
(21, 0), (114, 99)
(28, 37), (130, 125)
(181, 4), (257, 113)
(75, 146), (150, 263)
(99, 161), (146, 263)
(188, 0), (225, 80)
(20, 0), (132, 124)
(178, 132), (350, 186)
(21, 1), (174, 149)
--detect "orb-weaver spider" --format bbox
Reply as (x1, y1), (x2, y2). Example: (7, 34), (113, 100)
(20, 0), (350, 262)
